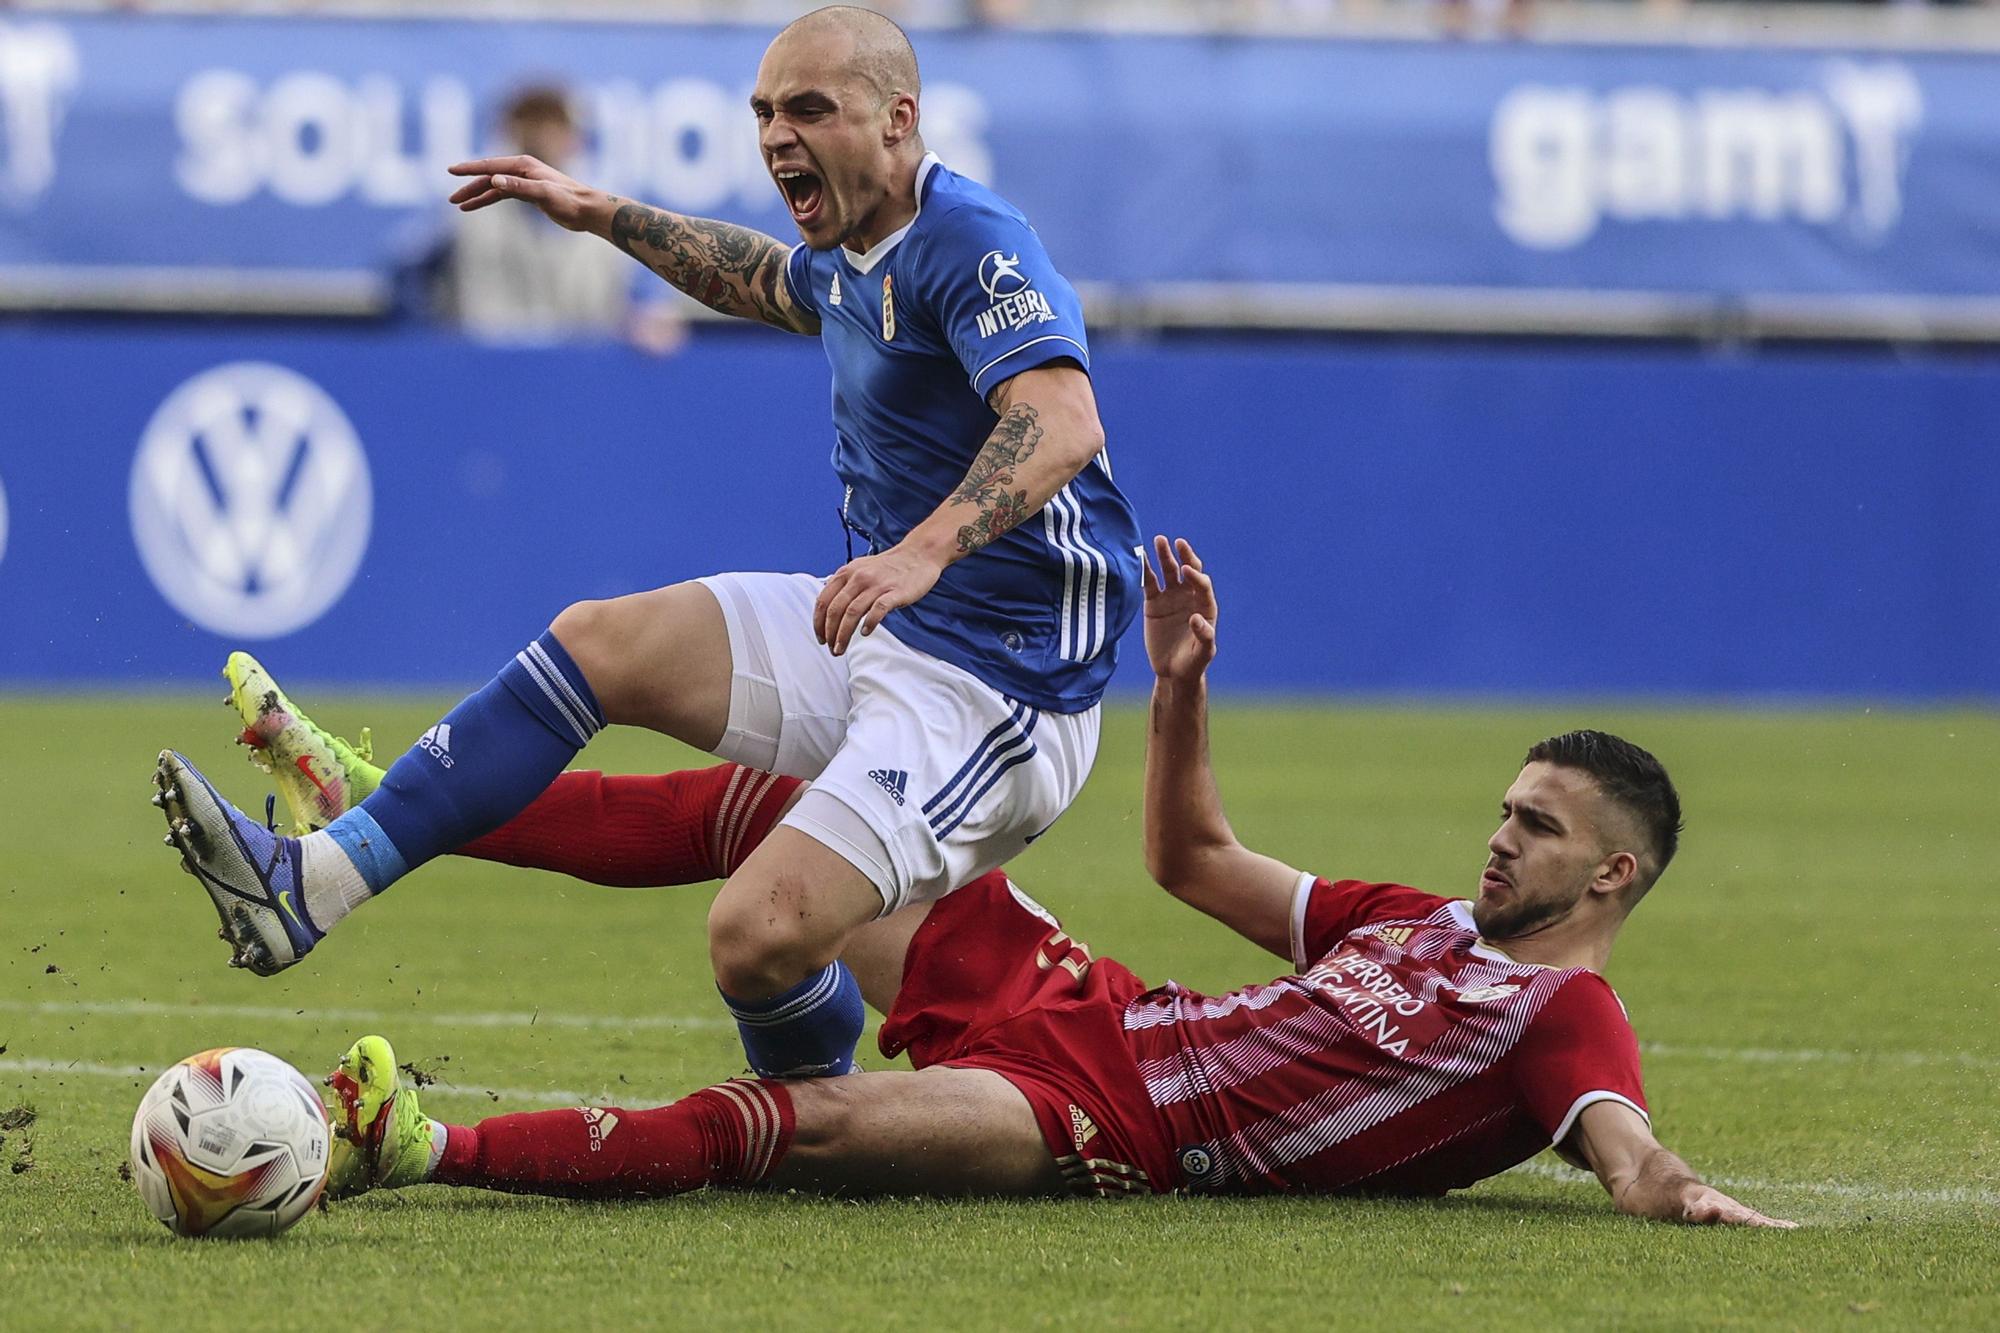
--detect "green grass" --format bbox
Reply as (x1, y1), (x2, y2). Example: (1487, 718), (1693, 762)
(2, 694), (1995, 1329)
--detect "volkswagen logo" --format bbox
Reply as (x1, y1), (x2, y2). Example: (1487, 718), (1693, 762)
(0, 468), (10, 568)
(129, 363), (372, 638)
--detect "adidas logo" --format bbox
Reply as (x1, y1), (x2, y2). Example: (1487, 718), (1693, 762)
(829, 272), (842, 306)
(868, 768), (907, 806)
(1068, 1103), (1098, 1149)
(578, 1106), (620, 1152)
(417, 723), (454, 769)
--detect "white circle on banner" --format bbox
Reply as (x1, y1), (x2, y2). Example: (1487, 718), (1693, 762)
(129, 363), (372, 638)
(0, 469), (10, 568)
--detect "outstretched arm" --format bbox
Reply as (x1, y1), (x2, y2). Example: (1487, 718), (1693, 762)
(812, 363), (1107, 654)
(1568, 1100), (1797, 1227)
(1141, 536), (1304, 959)
(446, 155), (819, 335)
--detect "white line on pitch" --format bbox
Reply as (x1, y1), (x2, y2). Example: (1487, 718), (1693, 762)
(1508, 1160), (2000, 1210)
(0, 997), (736, 1033)
(0, 1057), (669, 1108)
(1642, 1041), (2000, 1071)
(1, 999), (1981, 1071)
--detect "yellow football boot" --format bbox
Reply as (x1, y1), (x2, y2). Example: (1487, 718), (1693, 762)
(325, 1035), (438, 1198)
(224, 650), (381, 833)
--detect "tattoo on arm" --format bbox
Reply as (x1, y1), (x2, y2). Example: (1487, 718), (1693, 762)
(951, 404), (1043, 556)
(608, 202), (815, 333)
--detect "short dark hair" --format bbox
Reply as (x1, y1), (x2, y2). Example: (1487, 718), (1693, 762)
(503, 86), (573, 132)
(1524, 729), (1683, 875)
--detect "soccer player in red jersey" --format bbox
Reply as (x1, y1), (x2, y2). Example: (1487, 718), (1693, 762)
(302, 539), (1790, 1225)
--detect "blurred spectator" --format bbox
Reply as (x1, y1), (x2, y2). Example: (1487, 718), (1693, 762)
(445, 83), (688, 353)
(966, 0), (1031, 25)
(1438, 0), (1534, 39)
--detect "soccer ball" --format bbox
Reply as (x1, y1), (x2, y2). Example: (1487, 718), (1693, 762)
(129, 1047), (331, 1238)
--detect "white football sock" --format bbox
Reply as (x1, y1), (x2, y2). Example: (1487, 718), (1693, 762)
(298, 831), (374, 932)
(425, 1120), (448, 1179)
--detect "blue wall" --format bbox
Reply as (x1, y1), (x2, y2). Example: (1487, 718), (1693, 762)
(1, 326), (1994, 697)
(4, 15), (1999, 300)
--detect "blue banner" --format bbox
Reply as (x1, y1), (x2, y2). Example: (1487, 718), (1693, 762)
(1, 327), (1994, 697)
(1, 15), (1998, 300)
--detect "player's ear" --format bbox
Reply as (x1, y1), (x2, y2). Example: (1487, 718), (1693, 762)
(883, 92), (919, 147)
(1591, 850), (1639, 898)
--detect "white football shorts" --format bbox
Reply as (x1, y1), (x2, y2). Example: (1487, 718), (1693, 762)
(696, 571), (1099, 915)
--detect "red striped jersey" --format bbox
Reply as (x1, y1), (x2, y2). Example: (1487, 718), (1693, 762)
(1123, 876), (1648, 1194)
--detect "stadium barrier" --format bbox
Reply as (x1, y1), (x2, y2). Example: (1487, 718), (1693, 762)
(0, 325), (1993, 698)
(3, 15), (2000, 338)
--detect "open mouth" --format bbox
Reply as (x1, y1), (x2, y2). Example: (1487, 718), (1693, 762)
(776, 168), (825, 225)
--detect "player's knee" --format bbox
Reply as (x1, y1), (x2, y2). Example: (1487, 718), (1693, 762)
(780, 1078), (860, 1157)
(549, 595), (659, 725)
(548, 597), (621, 684)
(707, 891), (839, 999)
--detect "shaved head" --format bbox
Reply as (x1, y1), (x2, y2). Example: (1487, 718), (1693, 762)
(754, 6), (925, 250)
(775, 5), (921, 102)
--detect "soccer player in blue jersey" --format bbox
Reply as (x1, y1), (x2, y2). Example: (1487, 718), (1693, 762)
(153, 6), (1143, 1082)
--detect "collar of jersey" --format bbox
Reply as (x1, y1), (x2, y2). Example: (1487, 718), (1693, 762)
(1446, 901), (1560, 969)
(1469, 939), (1556, 969)
(840, 151), (942, 275)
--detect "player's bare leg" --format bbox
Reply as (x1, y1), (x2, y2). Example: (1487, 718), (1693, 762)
(837, 900), (932, 1011)
(558, 583), (884, 1077)
(706, 826), (885, 997)
(776, 1068), (1063, 1196)
(545, 581), (734, 747)
(701, 826), (886, 1075)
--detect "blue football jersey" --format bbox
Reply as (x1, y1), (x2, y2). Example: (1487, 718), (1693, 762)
(784, 155), (1141, 713)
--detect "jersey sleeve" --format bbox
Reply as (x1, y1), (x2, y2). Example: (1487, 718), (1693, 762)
(917, 205), (1090, 400)
(1511, 975), (1649, 1151)
(783, 242), (819, 320)
(1288, 875), (1455, 969)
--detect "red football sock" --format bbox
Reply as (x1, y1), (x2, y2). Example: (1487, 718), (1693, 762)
(433, 1080), (795, 1198)
(455, 764), (801, 887)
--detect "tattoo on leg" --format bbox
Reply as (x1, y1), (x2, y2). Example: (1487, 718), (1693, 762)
(951, 406), (1043, 556)
(608, 202), (809, 333)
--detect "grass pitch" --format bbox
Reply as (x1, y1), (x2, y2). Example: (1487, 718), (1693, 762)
(1, 693), (1994, 1329)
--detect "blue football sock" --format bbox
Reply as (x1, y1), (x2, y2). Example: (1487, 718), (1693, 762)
(723, 962), (866, 1078)
(320, 631), (605, 894)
